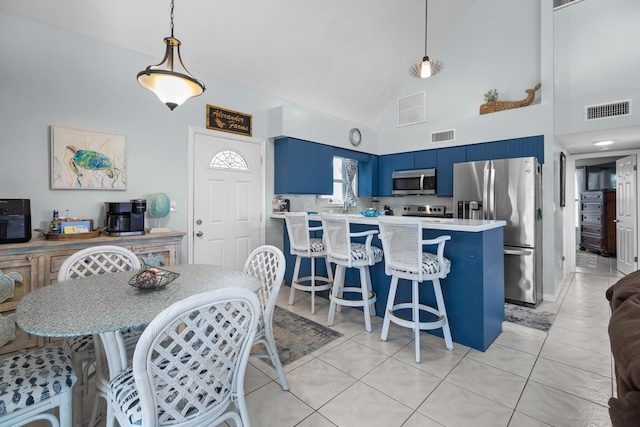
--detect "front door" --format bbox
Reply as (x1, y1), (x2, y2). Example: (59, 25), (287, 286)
(616, 155), (637, 275)
(190, 128), (264, 269)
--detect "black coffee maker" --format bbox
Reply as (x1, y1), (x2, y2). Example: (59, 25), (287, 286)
(104, 199), (146, 236)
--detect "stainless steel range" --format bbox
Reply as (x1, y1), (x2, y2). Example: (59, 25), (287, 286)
(400, 204), (450, 218)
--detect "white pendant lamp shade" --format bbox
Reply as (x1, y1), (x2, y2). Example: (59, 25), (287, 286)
(410, 0), (443, 79)
(409, 55), (444, 79)
(137, 1), (205, 110)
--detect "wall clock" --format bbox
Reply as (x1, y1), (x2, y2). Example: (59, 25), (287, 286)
(349, 128), (362, 146)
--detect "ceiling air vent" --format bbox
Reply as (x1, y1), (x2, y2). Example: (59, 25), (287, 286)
(398, 91), (426, 127)
(585, 99), (631, 121)
(431, 129), (455, 143)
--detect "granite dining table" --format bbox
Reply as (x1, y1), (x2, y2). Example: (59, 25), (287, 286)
(16, 263), (262, 426)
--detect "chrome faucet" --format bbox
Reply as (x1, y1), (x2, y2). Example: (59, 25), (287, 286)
(343, 200), (349, 213)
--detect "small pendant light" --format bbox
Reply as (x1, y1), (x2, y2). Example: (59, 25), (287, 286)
(137, 0), (206, 110)
(409, 0), (444, 78)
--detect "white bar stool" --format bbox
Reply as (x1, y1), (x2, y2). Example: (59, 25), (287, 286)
(321, 213), (383, 332)
(377, 217), (453, 363)
(284, 212), (333, 314)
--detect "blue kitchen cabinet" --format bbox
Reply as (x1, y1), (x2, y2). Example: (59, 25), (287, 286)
(274, 137), (333, 195)
(436, 146), (466, 196)
(376, 152), (415, 196)
(357, 155), (378, 197)
(414, 149), (438, 169)
(465, 135), (544, 164)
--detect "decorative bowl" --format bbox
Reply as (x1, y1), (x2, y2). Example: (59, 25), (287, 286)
(360, 210), (384, 218)
(129, 267), (179, 290)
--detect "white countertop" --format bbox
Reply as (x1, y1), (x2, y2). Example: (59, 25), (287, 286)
(271, 212), (505, 232)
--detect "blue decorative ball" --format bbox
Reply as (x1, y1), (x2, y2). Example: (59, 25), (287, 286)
(148, 193), (171, 218)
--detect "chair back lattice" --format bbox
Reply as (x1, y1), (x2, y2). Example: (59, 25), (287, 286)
(284, 212), (312, 256)
(378, 217), (450, 281)
(57, 245), (142, 282)
(243, 245), (286, 331)
(320, 214), (352, 265)
(132, 287), (259, 425)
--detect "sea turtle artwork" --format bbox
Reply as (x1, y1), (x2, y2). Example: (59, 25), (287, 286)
(66, 145), (117, 179)
(0, 269), (23, 305)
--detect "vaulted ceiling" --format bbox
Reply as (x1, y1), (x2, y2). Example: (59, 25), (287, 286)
(0, 0), (474, 128)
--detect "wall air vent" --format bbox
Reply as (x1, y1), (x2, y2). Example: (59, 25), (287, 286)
(585, 99), (631, 121)
(398, 91), (426, 127)
(431, 129), (455, 143)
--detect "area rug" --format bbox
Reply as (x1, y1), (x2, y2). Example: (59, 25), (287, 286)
(576, 251), (599, 268)
(255, 306), (343, 366)
(504, 303), (556, 332)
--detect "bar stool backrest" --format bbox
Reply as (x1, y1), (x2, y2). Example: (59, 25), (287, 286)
(377, 217), (423, 280)
(284, 212), (313, 257)
(320, 214), (353, 266)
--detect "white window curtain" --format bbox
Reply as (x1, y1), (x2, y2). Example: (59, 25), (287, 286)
(344, 159), (358, 205)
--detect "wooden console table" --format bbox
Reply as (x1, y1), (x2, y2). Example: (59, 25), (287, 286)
(0, 231), (185, 355)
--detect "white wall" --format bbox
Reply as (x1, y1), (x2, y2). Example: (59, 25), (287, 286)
(554, 0), (640, 137)
(0, 10), (364, 261)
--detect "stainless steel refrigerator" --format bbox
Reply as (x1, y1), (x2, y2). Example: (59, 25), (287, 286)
(453, 157), (542, 306)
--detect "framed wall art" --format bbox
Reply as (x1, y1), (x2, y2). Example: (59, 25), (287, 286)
(51, 126), (126, 190)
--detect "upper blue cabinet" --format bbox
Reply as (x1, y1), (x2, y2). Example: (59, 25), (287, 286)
(436, 146), (466, 196)
(274, 137), (333, 195)
(377, 152), (415, 196)
(465, 135), (544, 164)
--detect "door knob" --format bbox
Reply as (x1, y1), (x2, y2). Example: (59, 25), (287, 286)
(195, 231), (203, 237)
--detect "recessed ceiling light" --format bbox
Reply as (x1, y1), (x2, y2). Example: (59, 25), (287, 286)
(593, 140), (615, 146)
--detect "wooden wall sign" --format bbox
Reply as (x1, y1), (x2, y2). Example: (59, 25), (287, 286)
(206, 105), (252, 137)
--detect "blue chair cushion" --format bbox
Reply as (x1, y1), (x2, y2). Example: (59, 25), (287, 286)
(422, 252), (451, 275)
(0, 347), (77, 416)
(350, 243), (383, 263)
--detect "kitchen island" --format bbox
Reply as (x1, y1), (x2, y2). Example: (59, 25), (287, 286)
(276, 214), (506, 351)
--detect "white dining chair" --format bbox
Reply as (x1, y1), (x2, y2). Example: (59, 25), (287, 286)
(321, 213), (383, 332)
(57, 245), (142, 427)
(284, 212), (333, 314)
(107, 287), (260, 427)
(377, 216), (453, 363)
(243, 245), (290, 391)
(0, 347), (77, 427)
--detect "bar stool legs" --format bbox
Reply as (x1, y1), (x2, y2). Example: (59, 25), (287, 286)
(328, 265), (377, 332)
(288, 254), (333, 314)
(381, 276), (452, 363)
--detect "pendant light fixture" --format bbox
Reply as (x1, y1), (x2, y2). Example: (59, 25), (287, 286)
(137, 0), (205, 110)
(409, 0), (444, 78)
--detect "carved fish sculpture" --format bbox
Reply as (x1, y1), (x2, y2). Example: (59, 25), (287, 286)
(0, 269), (23, 305)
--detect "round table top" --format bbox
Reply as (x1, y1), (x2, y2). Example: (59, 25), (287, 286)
(17, 264), (262, 337)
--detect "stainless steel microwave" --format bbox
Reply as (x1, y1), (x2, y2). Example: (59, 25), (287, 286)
(392, 169), (437, 195)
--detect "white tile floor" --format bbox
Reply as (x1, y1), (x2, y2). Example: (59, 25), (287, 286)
(239, 267), (619, 427)
(68, 263), (619, 427)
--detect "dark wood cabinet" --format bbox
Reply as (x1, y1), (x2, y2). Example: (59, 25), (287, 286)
(579, 190), (616, 256)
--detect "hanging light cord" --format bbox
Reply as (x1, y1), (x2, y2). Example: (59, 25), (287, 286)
(170, 0), (175, 38)
(423, 0), (428, 58)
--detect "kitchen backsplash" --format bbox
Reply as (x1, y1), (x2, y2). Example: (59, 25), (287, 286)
(279, 194), (454, 216)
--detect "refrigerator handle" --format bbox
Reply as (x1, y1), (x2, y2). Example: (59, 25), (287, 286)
(488, 161), (496, 219)
(483, 161), (490, 219)
(504, 248), (532, 256)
